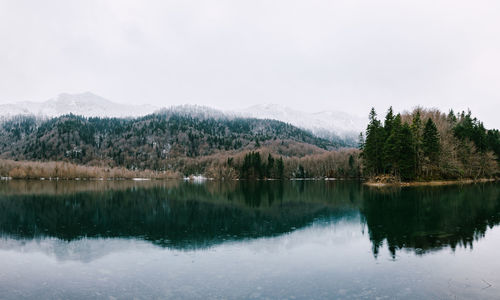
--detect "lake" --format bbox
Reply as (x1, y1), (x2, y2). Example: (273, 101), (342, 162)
(0, 180), (499, 299)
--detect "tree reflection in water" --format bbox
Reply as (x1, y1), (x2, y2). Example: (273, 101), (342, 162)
(0, 180), (499, 256)
(362, 184), (500, 257)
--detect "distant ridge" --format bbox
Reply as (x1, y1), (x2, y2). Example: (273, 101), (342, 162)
(235, 104), (365, 144)
(0, 92), (157, 118)
(0, 92), (365, 146)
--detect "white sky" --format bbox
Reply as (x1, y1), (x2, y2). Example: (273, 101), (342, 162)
(1, 0), (499, 128)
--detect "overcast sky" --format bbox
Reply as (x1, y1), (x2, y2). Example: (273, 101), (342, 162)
(1, 0), (499, 127)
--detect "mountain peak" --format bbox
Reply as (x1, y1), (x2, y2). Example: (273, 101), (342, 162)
(50, 92), (111, 107)
(0, 92), (157, 118)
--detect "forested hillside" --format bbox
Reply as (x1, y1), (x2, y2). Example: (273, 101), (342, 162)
(5, 106), (496, 182)
(0, 111), (345, 175)
(361, 107), (500, 181)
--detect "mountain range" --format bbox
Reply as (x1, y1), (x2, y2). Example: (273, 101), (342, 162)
(0, 108), (337, 171)
(0, 92), (365, 145)
(0, 92), (156, 118)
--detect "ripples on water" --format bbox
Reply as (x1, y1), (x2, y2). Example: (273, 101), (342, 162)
(0, 180), (499, 299)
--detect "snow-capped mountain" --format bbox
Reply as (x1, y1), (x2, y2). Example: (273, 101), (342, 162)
(164, 104), (366, 143)
(0, 92), (365, 146)
(0, 92), (157, 118)
(236, 104), (366, 140)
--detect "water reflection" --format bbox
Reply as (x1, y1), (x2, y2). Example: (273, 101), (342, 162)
(0, 180), (499, 257)
(0, 181), (359, 251)
(362, 184), (500, 257)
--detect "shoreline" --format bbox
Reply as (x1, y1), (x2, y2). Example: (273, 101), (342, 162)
(1, 177), (357, 182)
(1, 177), (162, 181)
(364, 178), (498, 187)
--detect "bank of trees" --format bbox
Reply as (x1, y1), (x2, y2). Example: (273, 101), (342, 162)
(361, 107), (500, 181)
(239, 152), (285, 180)
(181, 149), (361, 180)
(0, 159), (181, 180)
(0, 112), (338, 170)
(0, 112), (362, 179)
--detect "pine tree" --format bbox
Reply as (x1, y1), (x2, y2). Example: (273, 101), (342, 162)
(473, 122), (488, 152)
(241, 151), (264, 179)
(383, 114), (402, 175)
(276, 157), (284, 179)
(380, 114), (416, 180)
(384, 106), (395, 138)
(423, 118), (440, 164)
(267, 153), (275, 178)
(348, 154), (356, 177)
(487, 129), (500, 163)
(453, 111), (488, 152)
(399, 123), (416, 181)
(447, 109), (457, 124)
(360, 106), (499, 181)
(410, 110), (423, 176)
(363, 108), (385, 174)
(297, 165), (306, 178)
(358, 132), (365, 150)
(253, 152), (263, 178)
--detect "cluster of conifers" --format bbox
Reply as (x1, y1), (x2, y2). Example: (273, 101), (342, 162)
(360, 107), (500, 181)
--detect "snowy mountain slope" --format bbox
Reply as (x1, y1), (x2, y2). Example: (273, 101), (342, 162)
(164, 104), (365, 144)
(0, 92), (157, 118)
(160, 104), (366, 143)
(160, 104), (228, 120)
(0, 93), (365, 146)
(236, 104), (366, 141)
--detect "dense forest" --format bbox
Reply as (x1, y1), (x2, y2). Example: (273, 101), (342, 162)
(0, 111), (360, 179)
(0, 112), (333, 164)
(361, 107), (500, 181)
(4, 106), (496, 181)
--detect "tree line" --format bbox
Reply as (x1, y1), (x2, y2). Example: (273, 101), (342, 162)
(239, 152), (285, 179)
(197, 149), (361, 180)
(361, 107), (500, 181)
(0, 112), (363, 178)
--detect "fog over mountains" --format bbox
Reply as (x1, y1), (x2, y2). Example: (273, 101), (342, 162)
(0, 92), (365, 143)
(0, 92), (156, 118)
(239, 104), (365, 140)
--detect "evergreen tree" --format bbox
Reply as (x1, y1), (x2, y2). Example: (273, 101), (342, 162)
(383, 114), (402, 174)
(423, 118), (440, 164)
(363, 108), (385, 174)
(241, 151), (264, 179)
(383, 106), (395, 139)
(410, 110), (423, 176)
(381, 114), (416, 180)
(267, 153), (275, 178)
(360, 106), (499, 181)
(297, 165), (306, 178)
(447, 109), (457, 124)
(358, 132), (365, 150)
(349, 154), (355, 169)
(348, 154), (356, 177)
(453, 111), (488, 152)
(399, 123), (416, 181)
(276, 157), (285, 179)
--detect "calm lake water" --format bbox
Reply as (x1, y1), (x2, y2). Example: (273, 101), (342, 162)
(0, 180), (499, 299)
